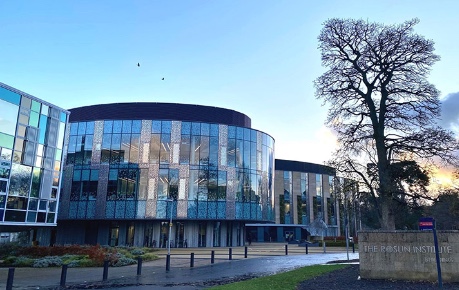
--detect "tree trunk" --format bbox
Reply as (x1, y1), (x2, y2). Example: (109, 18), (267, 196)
(380, 196), (396, 230)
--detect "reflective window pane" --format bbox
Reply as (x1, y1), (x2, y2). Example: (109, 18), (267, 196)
(122, 120), (132, 133)
(113, 120), (122, 133)
(0, 133), (14, 149)
(0, 100), (19, 135)
(9, 164), (32, 196)
(21, 96), (31, 109)
(132, 120), (141, 133)
(0, 86), (20, 105)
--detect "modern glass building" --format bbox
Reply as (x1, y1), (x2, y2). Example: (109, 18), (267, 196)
(57, 103), (275, 247)
(0, 82), (69, 244)
(247, 159), (340, 242)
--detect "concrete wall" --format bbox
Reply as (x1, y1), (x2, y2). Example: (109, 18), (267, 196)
(359, 231), (459, 282)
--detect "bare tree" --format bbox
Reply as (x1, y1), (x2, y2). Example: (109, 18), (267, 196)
(315, 18), (458, 229)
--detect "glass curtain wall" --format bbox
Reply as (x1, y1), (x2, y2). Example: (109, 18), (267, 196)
(313, 174), (323, 220)
(297, 172), (309, 224)
(0, 85), (68, 226)
(64, 119), (274, 223)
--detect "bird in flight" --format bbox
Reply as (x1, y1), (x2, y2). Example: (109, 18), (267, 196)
(137, 63), (140, 67)
(161, 77), (165, 80)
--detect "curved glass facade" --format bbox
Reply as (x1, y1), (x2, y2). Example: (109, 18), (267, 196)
(59, 115), (274, 247)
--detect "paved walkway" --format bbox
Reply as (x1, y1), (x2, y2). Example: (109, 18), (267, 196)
(0, 243), (359, 290)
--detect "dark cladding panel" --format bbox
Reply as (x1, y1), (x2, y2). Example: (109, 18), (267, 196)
(69, 103), (251, 128)
(275, 159), (336, 175)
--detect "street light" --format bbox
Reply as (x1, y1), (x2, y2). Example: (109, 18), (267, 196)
(166, 198), (173, 271)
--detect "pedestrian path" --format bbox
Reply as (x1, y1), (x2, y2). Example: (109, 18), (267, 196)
(0, 243), (359, 289)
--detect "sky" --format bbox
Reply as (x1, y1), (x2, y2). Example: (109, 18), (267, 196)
(1, 0), (458, 166)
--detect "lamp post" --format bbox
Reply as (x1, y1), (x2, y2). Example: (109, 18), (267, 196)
(166, 198), (173, 271)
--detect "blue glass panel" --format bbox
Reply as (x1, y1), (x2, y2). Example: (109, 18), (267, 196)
(251, 130), (257, 142)
(0, 87), (20, 105)
(38, 115), (48, 144)
(228, 126), (236, 139)
(201, 123), (210, 136)
(257, 204), (262, 220)
(78, 122), (86, 135)
(60, 112), (67, 123)
(104, 120), (113, 133)
(208, 201), (217, 219)
(209, 137), (218, 167)
(181, 122), (191, 135)
(197, 201), (207, 218)
(137, 201), (146, 218)
(69, 202), (78, 218)
(86, 201), (96, 218)
(111, 134), (121, 150)
(113, 120), (122, 133)
(27, 211), (37, 222)
(244, 128), (251, 140)
(132, 120), (141, 133)
(68, 136), (77, 153)
(235, 202), (243, 219)
(90, 170), (99, 180)
(161, 121), (171, 133)
(210, 124), (219, 137)
(217, 201), (226, 219)
(156, 200), (167, 218)
(70, 123), (78, 135)
(125, 201), (136, 218)
(191, 122), (200, 135)
(115, 201), (125, 218)
(152, 121), (161, 133)
(243, 203), (251, 219)
(187, 200), (197, 218)
(266, 206), (272, 221)
(77, 201), (86, 219)
(251, 203), (257, 220)
(86, 121), (94, 134)
(105, 201), (115, 218)
(102, 134), (111, 150)
(236, 127), (244, 139)
(122, 120), (132, 133)
(81, 169), (90, 180)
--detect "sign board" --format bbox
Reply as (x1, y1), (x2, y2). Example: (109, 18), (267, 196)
(419, 217), (435, 231)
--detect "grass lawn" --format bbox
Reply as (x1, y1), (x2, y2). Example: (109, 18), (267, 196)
(209, 264), (349, 290)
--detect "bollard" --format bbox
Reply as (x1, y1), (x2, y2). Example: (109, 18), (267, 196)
(211, 250), (215, 264)
(103, 260), (109, 281)
(166, 254), (171, 271)
(137, 257), (142, 275)
(6, 267), (14, 290)
(60, 264), (68, 287)
(190, 253), (194, 267)
(244, 246), (248, 258)
(229, 248), (232, 260)
(285, 244), (288, 255)
(352, 242), (355, 253)
(305, 243), (308, 255)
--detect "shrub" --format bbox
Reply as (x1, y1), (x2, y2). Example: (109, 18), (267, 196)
(33, 256), (63, 268)
(130, 248), (145, 256)
(141, 252), (159, 262)
(6, 256), (35, 267)
(112, 256), (136, 267)
(0, 243), (21, 259)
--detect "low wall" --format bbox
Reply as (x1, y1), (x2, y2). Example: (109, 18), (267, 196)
(359, 231), (459, 282)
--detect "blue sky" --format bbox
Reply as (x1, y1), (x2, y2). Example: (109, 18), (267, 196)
(1, 0), (458, 164)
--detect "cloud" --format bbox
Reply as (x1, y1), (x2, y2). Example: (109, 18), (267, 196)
(440, 92), (459, 132)
(275, 126), (337, 164)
